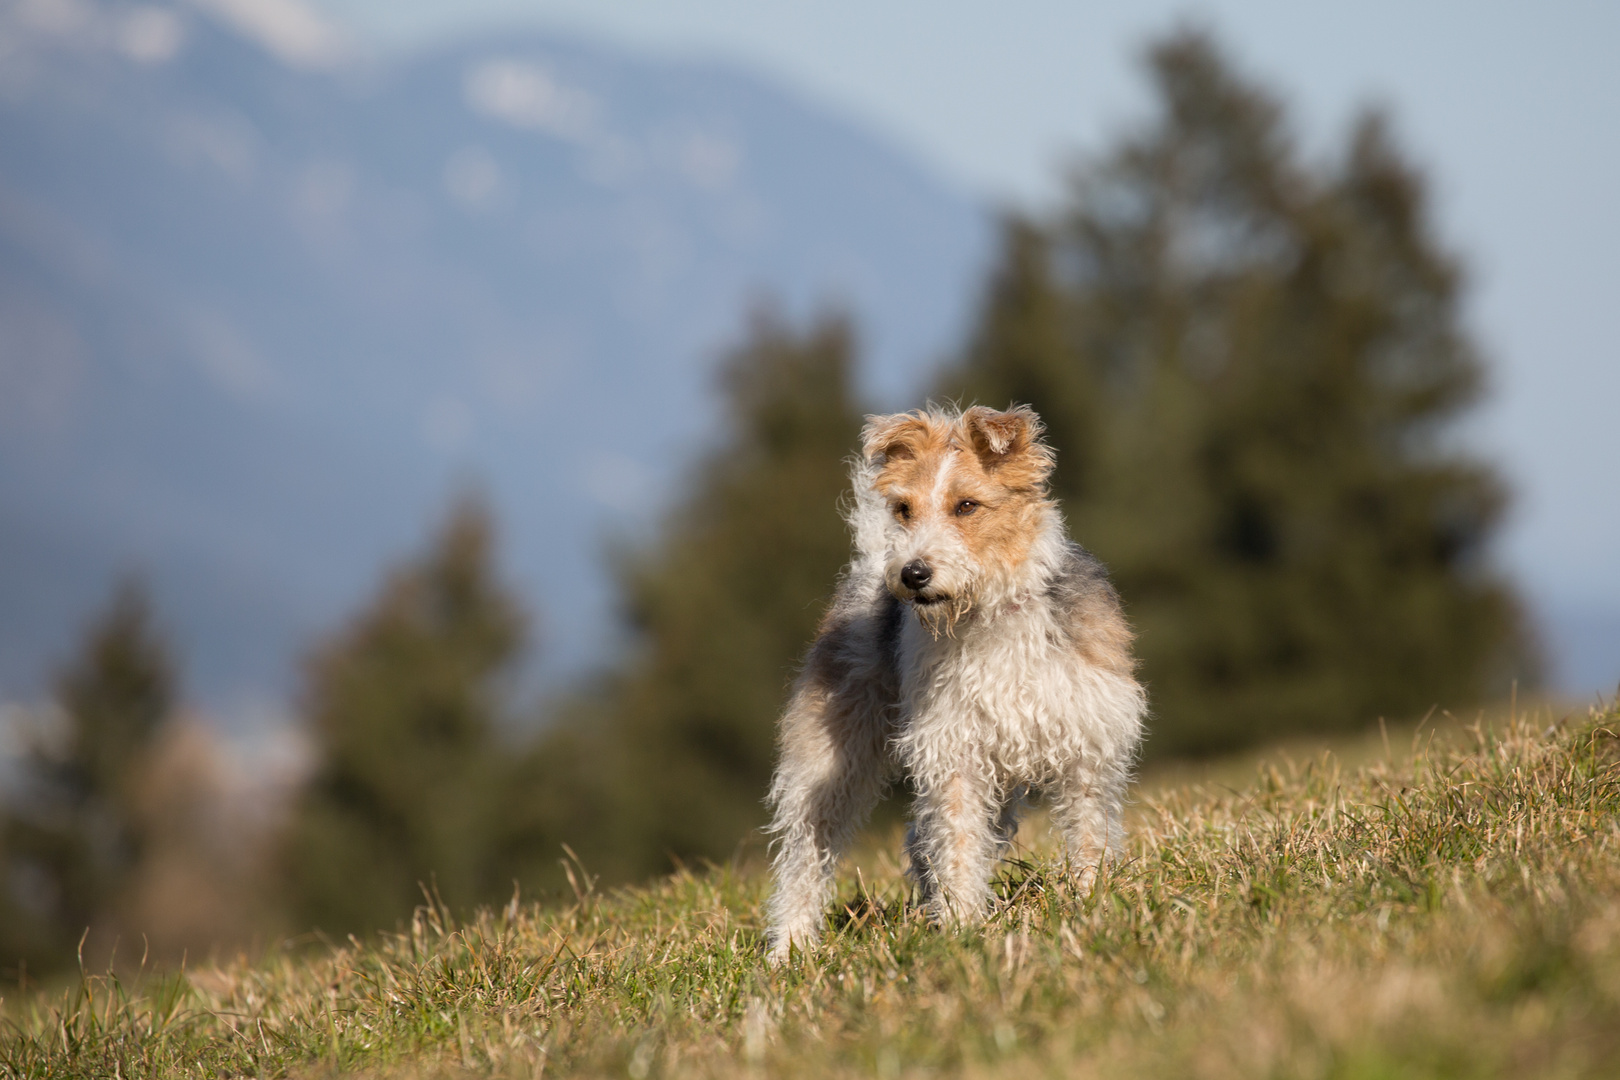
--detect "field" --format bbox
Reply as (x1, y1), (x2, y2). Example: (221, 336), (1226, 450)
(3, 700), (1617, 1079)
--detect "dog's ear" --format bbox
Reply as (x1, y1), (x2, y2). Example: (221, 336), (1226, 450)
(963, 404), (1055, 489)
(861, 412), (932, 466)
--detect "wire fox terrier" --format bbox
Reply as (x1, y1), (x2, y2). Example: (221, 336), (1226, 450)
(765, 404), (1146, 963)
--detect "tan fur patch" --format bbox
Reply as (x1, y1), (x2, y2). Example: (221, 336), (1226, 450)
(860, 413), (938, 465)
(862, 407), (1058, 603)
(962, 405), (1055, 492)
(1067, 592), (1137, 677)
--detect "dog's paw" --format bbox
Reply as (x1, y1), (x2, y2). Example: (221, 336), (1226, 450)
(764, 937), (799, 968)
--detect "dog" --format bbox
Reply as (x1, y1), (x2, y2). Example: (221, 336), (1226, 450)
(764, 404), (1145, 963)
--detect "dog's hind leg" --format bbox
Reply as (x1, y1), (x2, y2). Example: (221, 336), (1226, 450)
(765, 596), (899, 965)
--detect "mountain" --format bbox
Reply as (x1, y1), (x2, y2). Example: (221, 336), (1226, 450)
(0, 0), (992, 722)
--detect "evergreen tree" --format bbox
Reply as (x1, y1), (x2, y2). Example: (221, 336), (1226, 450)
(944, 31), (1529, 756)
(0, 578), (176, 975)
(282, 496), (528, 935)
(535, 308), (867, 883)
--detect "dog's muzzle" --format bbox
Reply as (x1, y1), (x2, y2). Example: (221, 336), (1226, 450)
(898, 559), (949, 605)
(899, 559), (932, 591)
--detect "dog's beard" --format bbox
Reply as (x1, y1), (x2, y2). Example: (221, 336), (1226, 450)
(914, 595), (973, 639)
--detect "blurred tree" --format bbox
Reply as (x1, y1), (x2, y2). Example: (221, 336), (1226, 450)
(945, 31), (1531, 756)
(0, 578), (176, 978)
(526, 308), (867, 884)
(282, 495), (529, 936)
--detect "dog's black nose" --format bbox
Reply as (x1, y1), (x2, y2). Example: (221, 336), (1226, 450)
(900, 560), (933, 591)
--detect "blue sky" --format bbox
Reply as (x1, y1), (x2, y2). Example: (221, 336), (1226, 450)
(308, 0), (1620, 626)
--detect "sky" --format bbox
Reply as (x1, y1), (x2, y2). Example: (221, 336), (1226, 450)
(305, 0), (1620, 625)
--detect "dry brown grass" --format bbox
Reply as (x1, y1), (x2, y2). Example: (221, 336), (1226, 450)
(3, 699), (1616, 1079)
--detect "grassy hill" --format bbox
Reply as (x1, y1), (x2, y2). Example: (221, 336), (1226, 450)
(3, 700), (1617, 1079)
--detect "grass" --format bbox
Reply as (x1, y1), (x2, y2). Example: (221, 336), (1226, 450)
(2, 699), (1617, 1079)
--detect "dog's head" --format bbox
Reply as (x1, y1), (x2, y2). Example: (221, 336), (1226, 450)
(860, 404), (1056, 635)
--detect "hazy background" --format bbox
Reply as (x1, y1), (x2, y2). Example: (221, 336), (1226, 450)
(322, 0), (1620, 695)
(2, 0), (1613, 736)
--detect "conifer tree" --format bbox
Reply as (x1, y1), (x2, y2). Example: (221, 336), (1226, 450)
(0, 578), (176, 975)
(943, 31), (1529, 755)
(282, 496), (528, 935)
(536, 309), (867, 883)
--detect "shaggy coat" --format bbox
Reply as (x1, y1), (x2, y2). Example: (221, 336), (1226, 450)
(765, 404), (1145, 963)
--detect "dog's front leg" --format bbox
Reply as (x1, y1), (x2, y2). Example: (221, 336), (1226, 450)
(907, 765), (1001, 925)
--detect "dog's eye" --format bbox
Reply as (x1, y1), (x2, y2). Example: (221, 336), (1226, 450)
(895, 502), (911, 521)
(955, 499), (978, 517)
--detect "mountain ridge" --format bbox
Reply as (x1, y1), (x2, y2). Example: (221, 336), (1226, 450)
(0, 0), (993, 722)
